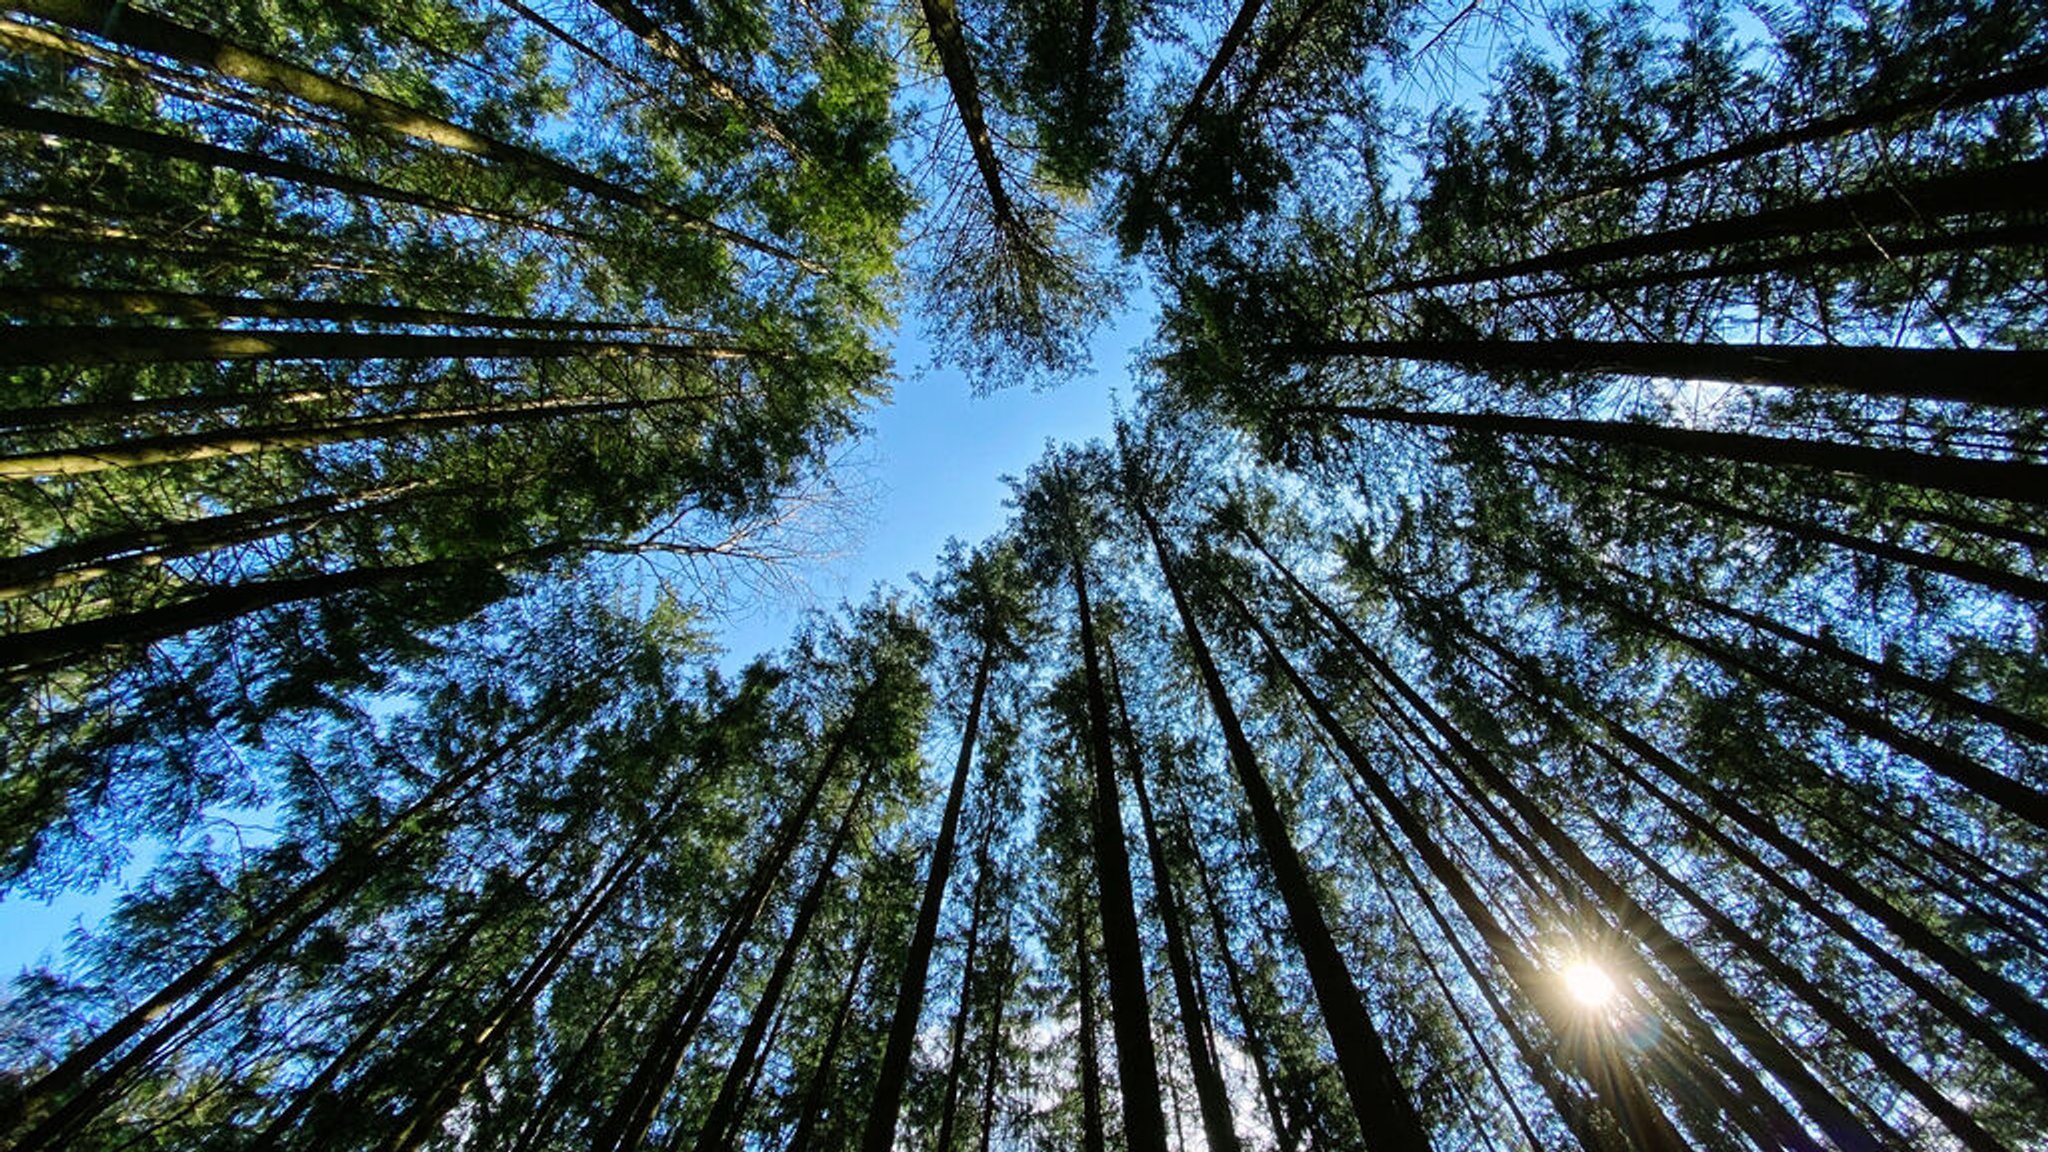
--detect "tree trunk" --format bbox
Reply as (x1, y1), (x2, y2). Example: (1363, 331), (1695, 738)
(934, 827), (994, 1152)
(0, 557), (490, 681)
(1069, 544), (1171, 1152)
(1135, 499), (1431, 1152)
(0, 285), (715, 337)
(0, 699), (575, 1149)
(914, 0), (1018, 227)
(0, 324), (758, 368)
(692, 772), (871, 1152)
(1378, 154), (2048, 294)
(0, 387), (727, 480)
(0, 481), (430, 602)
(1529, 456), (2048, 603)
(1105, 641), (1242, 1152)
(1307, 403), (2048, 508)
(862, 639), (993, 1152)
(0, 101), (600, 242)
(1275, 337), (2048, 409)
(1548, 57), (2048, 207)
(591, 717), (861, 1152)
(1144, 0), (1266, 179)
(1073, 887), (1107, 1152)
(1416, 590), (2048, 1103)
(11, 0), (819, 269)
(786, 933), (873, 1152)
(1250, 530), (1899, 1148)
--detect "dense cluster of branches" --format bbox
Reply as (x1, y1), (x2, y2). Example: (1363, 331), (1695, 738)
(3, 0), (2045, 1148)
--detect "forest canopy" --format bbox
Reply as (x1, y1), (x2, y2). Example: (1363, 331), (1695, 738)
(1, 0), (2045, 1149)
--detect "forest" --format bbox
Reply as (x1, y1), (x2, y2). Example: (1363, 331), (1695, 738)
(0, 0), (2044, 1148)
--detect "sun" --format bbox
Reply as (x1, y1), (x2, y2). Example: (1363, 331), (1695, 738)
(1562, 961), (1618, 1008)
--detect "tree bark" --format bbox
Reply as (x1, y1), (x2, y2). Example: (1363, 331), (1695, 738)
(1135, 499), (1432, 1152)
(9, 0), (819, 269)
(1274, 337), (2048, 409)
(1069, 541), (1171, 1152)
(0, 387), (727, 480)
(1377, 154), (2048, 294)
(1306, 403), (2048, 508)
(0, 285), (713, 337)
(1105, 640), (1242, 1152)
(862, 638), (993, 1152)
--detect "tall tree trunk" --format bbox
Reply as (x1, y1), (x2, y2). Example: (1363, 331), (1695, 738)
(0, 557), (493, 681)
(0, 285), (715, 337)
(1104, 641), (1242, 1152)
(10, 0), (820, 270)
(1302, 403), (2048, 508)
(1545, 561), (2048, 834)
(692, 772), (871, 1152)
(0, 699), (577, 1149)
(912, 0), (1018, 227)
(1073, 887), (1107, 1152)
(0, 481), (430, 602)
(1412, 588), (2048, 1103)
(0, 386), (728, 480)
(1547, 57), (2048, 207)
(1273, 338), (2048, 409)
(934, 827), (994, 1152)
(1143, 0), (1266, 180)
(1246, 527), (1894, 1148)
(1528, 456), (2048, 604)
(0, 101), (600, 242)
(862, 638), (994, 1152)
(786, 934), (874, 1152)
(1377, 155), (2048, 294)
(591, 717), (861, 1152)
(1134, 499), (1431, 1152)
(377, 781), (692, 1152)
(972, 927), (1013, 1152)
(1184, 817), (1300, 1152)
(0, 324), (758, 368)
(1068, 544), (1171, 1152)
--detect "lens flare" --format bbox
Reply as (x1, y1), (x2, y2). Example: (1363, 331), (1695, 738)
(1562, 961), (1617, 1008)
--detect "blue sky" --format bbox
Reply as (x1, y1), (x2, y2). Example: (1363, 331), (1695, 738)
(707, 291), (1149, 667)
(0, 291), (1150, 979)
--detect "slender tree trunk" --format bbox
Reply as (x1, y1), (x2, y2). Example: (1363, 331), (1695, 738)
(1415, 590), (2048, 1103)
(0, 557), (490, 680)
(1377, 155), (2048, 294)
(0, 324), (758, 368)
(1134, 500), (1431, 1152)
(972, 929), (1013, 1152)
(1105, 641), (1242, 1152)
(863, 639), (994, 1152)
(11, 0), (819, 269)
(0, 699), (575, 1149)
(0, 101), (600, 242)
(1587, 805), (2012, 1152)
(1069, 544), (1171, 1152)
(0, 481), (430, 602)
(0, 285), (714, 337)
(1144, 0), (1266, 180)
(1607, 559), (2048, 747)
(1274, 338), (2048, 409)
(1185, 822), (1300, 1152)
(786, 934), (874, 1152)
(1303, 403), (2048, 508)
(1248, 528), (1897, 1149)
(1074, 888), (1107, 1152)
(0, 387), (728, 481)
(934, 828), (993, 1152)
(590, 718), (861, 1152)
(1493, 221), (2048, 307)
(1548, 562), (2048, 834)
(377, 779), (696, 1152)
(581, 0), (804, 160)
(692, 773), (871, 1152)
(1548, 57), (2048, 207)
(1529, 457), (2048, 603)
(915, 0), (1018, 227)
